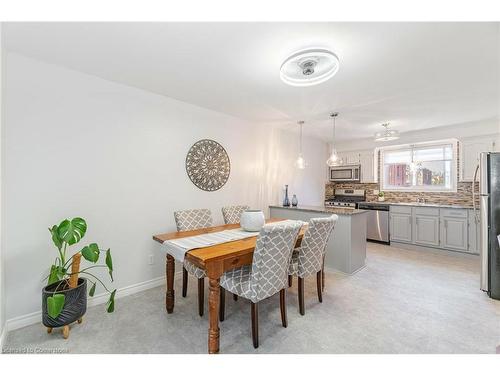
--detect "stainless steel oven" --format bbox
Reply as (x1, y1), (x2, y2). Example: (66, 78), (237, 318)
(329, 165), (361, 182)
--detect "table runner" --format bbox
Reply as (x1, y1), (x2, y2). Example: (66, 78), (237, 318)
(161, 220), (306, 262)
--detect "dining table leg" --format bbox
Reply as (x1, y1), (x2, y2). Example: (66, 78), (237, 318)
(166, 254), (175, 314)
(208, 277), (221, 353)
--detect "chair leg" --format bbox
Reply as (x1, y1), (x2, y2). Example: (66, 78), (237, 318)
(280, 289), (287, 328)
(322, 258), (325, 292)
(317, 271), (323, 303)
(233, 293), (238, 301)
(251, 302), (259, 348)
(182, 268), (188, 298)
(298, 277), (305, 316)
(219, 287), (225, 322)
(198, 278), (204, 317)
(288, 275), (292, 287)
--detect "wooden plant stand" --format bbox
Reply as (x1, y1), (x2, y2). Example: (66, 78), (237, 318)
(47, 253), (83, 339)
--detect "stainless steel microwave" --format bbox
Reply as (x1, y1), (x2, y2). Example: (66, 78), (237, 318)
(329, 165), (361, 182)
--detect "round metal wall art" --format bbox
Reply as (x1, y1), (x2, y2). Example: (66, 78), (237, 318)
(185, 139), (231, 191)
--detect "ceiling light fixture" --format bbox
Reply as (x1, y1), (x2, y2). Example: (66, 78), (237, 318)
(295, 120), (306, 169)
(280, 48), (340, 87)
(374, 123), (400, 142)
(326, 112), (342, 167)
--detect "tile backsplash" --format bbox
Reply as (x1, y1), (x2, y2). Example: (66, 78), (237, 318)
(325, 181), (477, 206)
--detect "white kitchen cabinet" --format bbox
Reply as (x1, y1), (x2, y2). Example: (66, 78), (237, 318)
(440, 209), (468, 251)
(467, 209), (480, 254)
(460, 136), (496, 181)
(336, 149), (376, 183)
(390, 206), (478, 254)
(413, 207), (440, 247)
(390, 206), (412, 243)
(360, 151), (376, 183)
(338, 151), (360, 165)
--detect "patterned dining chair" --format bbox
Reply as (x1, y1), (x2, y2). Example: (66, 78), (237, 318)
(220, 205), (250, 303)
(220, 221), (302, 348)
(221, 205), (250, 225)
(173, 209), (213, 316)
(288, 215), (338, 315)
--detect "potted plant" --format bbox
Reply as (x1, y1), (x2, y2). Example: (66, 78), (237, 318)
(42, 217), (116, 338)
(378, 191), (385, 202)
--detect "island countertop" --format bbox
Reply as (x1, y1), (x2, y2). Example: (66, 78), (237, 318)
(269, 205), (367, 216)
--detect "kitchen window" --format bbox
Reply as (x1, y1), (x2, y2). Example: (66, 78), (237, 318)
(380, 140), (457, 192)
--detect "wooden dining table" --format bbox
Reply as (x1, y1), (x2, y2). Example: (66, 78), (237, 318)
(152, 218), (306, 354)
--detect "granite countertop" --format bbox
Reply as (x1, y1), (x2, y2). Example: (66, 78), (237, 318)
(269, 205), (367, 216)
(360, 201), (474, 210)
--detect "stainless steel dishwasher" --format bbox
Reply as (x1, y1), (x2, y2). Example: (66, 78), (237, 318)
(357, 202), (390, 243)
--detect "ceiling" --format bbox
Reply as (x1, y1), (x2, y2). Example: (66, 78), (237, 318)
(3, 22), (499, 141)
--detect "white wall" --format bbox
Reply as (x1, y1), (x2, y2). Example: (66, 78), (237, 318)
(0, 22), (5, 344)
(2, 53), (327, 322)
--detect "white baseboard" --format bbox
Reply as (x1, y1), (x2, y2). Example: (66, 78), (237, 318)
(5, 275), (167, 333)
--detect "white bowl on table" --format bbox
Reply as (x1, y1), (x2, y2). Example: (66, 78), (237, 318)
(240, 210), (265, 232)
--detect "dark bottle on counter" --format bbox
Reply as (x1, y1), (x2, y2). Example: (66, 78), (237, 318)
(283, 185), (290, 207)
(292, 194), (298, 207)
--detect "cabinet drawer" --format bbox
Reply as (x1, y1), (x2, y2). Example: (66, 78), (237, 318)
(414, 207), (440, 216)
(440, 208), (467, 218)
(390, 205), (412, 214)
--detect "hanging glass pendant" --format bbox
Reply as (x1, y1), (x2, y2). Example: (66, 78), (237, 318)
(326, 112), (341, 166)
(295, 153), (306, 169)
(326, 149), (340, 167)
(295, 120), (307, 169)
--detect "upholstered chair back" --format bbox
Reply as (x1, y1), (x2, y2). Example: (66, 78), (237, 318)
(222, 205), (250, 224)
(174, 209), (213, 232)
(296, 215), (338, 277)
(249, 221), (302, 302)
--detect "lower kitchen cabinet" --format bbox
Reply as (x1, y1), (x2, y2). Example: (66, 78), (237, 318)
(440, 209), (468, 252)
(414, 212), (440, 247)
(390, 206), (412, 243)
(390, 205), (477, 254)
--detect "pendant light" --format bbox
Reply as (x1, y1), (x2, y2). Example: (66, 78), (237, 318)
(295, 120), (306, 169)
(326, 112), (341, 166)
(374, 123), (400, 142)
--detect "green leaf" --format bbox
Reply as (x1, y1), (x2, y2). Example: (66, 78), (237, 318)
(89, 282), (96, 297)
(81, 243), (99, 263)
(49, 225), (63, 250)
(105, 248), (113, 281)
(57, 217), (87, 245)
(47, 294), (65, 319)
(106, 289), (116, 313)
(48, 265), (63, 285)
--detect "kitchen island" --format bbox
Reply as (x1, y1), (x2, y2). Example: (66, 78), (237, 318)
(269, 205), (368, 274)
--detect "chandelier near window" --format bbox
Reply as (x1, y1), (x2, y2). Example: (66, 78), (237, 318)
(374, 123), (400, 142)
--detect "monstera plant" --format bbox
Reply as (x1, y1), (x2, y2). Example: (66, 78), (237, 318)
(44, 217), (116, 320)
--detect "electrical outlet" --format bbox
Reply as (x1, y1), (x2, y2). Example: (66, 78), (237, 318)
(149, 254), (154, 265)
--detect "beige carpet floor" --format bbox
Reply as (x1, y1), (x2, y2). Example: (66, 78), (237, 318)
(4, 242), (500, 353)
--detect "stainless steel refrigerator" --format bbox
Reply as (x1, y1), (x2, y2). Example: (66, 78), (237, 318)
(474, 152), (500, 300)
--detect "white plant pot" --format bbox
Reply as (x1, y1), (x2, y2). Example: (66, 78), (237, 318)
(240, 210), (265, 232)
(378, 196), (385, 202)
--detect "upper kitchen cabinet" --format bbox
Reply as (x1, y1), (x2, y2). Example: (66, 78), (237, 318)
(359, 150), (377, 183)
(337, 151), (361, 165)
(459, 135), (496, 181)
(337, 149), (377, 183)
